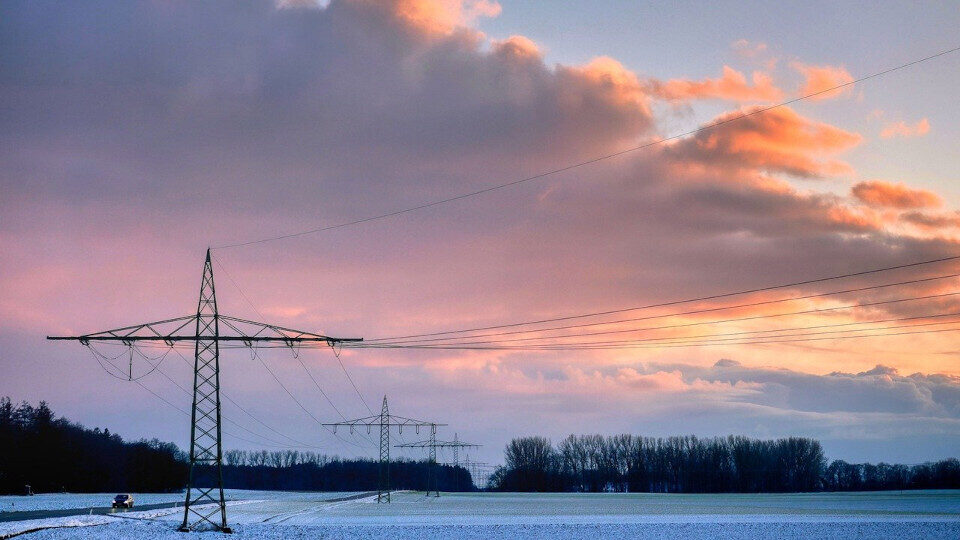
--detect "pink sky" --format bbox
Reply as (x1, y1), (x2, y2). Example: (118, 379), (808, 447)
(2, 0), (959, 465)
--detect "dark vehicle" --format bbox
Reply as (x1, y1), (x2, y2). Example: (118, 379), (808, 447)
(112, 494), (134, 509)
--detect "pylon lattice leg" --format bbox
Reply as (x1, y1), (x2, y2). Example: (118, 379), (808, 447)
(180, 250), (230, 533)
(430, 425), (439, 497)
(378, 396), (390, 503)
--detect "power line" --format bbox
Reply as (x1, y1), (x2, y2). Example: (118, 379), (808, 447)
(364, 268), (960, 344)
(485, 316), (960, 349)
(356, 290), (959, 347)
(371, 310), (960, 349)
(213, 45), (960, 250)
(351, 325), (960, 351)
(136, 346), (319, 449)
(91, 348), (294, 448)
(558, 311), (960, 347)
(247, 346), (371, 451)
(215, 253), (375, 416)
(364, 291), (960, 348)
(167, 346), (322, 449)
(332, 348), (375, 415)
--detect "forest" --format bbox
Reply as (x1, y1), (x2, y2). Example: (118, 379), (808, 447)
(196, 450), (474, 492)
(490, 435), (960, 492)
(0, 398), (473, 494)
(0, 397), (185, 494)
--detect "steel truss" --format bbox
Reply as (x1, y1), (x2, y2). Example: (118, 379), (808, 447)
(396, 432), (480, 494)
(48, 249), (361, 533)
(323, 396), (443, 502)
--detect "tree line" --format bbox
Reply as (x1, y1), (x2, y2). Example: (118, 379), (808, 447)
(0, 398), (474, 494)
(4, 399), (958, 495)
(0, 397), (185, 494)
(196, 451), (474, 492)
(491, 435), (960, 493)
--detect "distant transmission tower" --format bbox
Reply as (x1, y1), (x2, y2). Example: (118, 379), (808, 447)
(324, 396), (442, 503)
(48, 249), (361, 532)
(397, 432), (481, 494)
(462, 458), (495, 490)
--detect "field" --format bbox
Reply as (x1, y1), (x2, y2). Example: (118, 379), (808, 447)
(1, 490), (958, 539)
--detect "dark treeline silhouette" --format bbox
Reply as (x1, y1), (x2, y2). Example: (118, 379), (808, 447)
(0, 398), (474, 494)
(6, 399), (958, 495)
(491, 435), (960, 493)
(195, 450), (474, 492)
(0, 397), (185, 494)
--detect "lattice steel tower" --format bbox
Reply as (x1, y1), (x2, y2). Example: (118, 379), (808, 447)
(48, 249), (361, 532)
(396, 432), (480, 495)
(324, 396), (442, 503)
(180, 251), (226, 532)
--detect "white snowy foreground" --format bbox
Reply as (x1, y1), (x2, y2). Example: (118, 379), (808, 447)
(2, 490), (959, 539)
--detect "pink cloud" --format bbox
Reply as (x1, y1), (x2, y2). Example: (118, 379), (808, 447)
(792, 62), (855, 100)
(852, 180), (942, 209)
(666, 106), (862, 178)
(367, 0), (502, 34)
(491, 35), (541, 61)
(645, 65), (783, 103)
(880, 118), (930, 139)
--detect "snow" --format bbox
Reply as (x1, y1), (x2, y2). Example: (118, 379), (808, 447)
(0, 490), (353, 513)
(24, 519), (960, 539)
(6, 490), (960, 539)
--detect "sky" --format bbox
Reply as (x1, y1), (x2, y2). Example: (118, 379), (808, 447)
(2, 0), (960, 467)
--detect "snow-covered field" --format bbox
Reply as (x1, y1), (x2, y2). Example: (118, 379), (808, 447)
(0, 490), (354, 513)
(3, 490), (959, 539)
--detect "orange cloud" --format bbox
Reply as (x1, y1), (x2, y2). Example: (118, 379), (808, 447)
(852, 180), (942, 209)
(792, 62), (854, 100)
(668, 106), (861, 178)
(645, 65), (782, 103)
(562, 57), (651, 115)
(492, 35), (541, 61)
(361, 0), (502, 34)
(880, 118), (930, 139)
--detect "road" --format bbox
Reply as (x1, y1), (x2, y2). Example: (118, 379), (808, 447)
(0, 501), (184, 523)
(0, 492), (378, 523)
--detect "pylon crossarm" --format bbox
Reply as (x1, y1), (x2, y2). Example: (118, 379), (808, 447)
(395, 440), (434, 448)
(321, 415), (383, 427)
(396, 440), (480, 449)
(385, 415), (442, 426)
(47, 315), (197, 343)
(219, 315), (363, 344)
(47, 316), (361, 345)
(322, 418), (442, 428)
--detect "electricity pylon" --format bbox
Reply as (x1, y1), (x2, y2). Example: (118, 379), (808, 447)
(396, 432), (481, 494)
(48, 249), (361, 532)
(462, 458), (495, 491)
(323, 396), (442, 503)
(394, 424), (440, 496)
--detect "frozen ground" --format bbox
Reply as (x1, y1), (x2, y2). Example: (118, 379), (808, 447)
(0, 490), (353, 513)
(4, 490), (959, 539)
